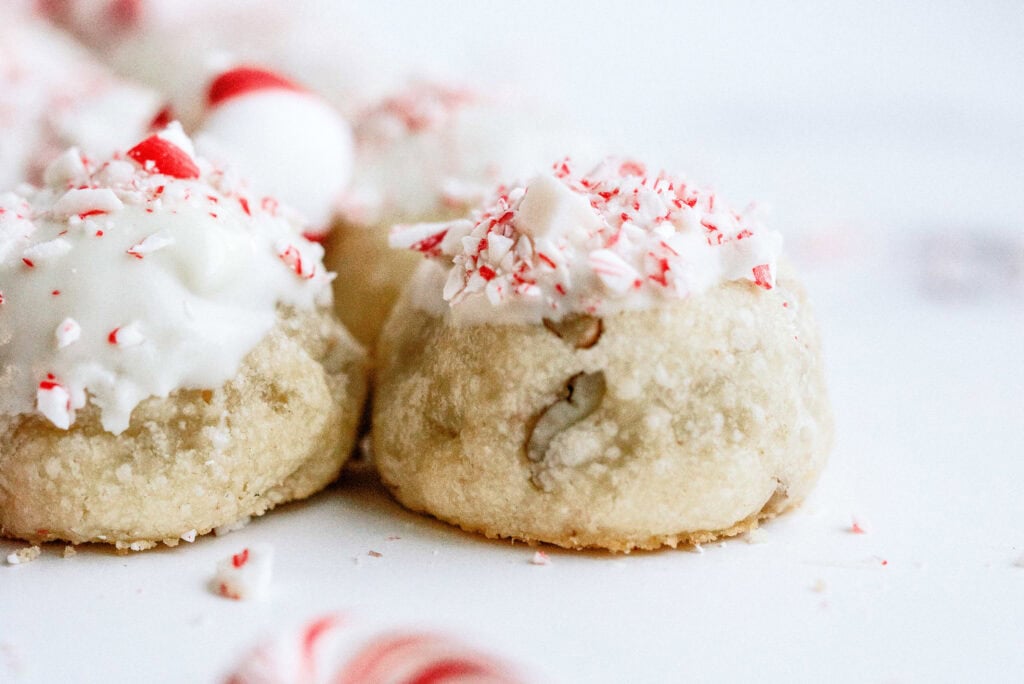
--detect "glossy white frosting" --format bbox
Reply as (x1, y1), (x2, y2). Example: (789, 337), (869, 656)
(0, 125), (333, 434)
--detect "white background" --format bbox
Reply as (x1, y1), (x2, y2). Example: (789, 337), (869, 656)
(2, 2), (1023, 682)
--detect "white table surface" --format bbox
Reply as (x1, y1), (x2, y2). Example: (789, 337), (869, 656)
(2, 2), (1023, 682)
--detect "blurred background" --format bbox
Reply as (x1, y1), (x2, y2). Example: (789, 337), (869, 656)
(351, 1), (1023, 243)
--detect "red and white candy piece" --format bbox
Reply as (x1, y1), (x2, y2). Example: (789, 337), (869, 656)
(107, 322), (144, 347)
(55, 318), (81, 349)
(53, 187), (124, 220)
(37, 375), (73, 430)
(195, 65), (353, 237)
(225, 613), (523, 684)
(588, 248), (640, 294)
(126, 231), (174, 259)
(276, 241), (316, 280)
(126, 123), (200, 180)
(213, 544), (274, 601)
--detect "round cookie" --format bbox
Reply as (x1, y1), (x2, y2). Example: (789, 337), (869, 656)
(374, 158), (833, 551)
(0, 125), (368, 550)
(194, 65), (354, 239)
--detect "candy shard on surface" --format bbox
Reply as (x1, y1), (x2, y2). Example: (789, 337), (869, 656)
(530, 551), (550, 565)
(213, 544), (273, 601)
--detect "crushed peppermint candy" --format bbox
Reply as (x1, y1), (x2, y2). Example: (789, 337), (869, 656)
(213, 544), (274, 601)
(392, 157), (783, 324)
(530, 551), (550, 566)
(0, 124), (333, 434)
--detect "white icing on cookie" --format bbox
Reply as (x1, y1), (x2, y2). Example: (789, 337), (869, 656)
(393, 158), (783, 325)
(0, 124), (332, 434)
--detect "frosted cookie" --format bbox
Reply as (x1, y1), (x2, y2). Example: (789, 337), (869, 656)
(327, 81), (588, 348)
(0, 11), (165, 188)
(374, 158), (833, 551)
(0, 124), (368, 550)
(194, 65), (354, 239)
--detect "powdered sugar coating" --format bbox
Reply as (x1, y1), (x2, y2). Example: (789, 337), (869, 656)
(392, 158), (783, 325)
(213, 544), (274, 601)
(0, 124), (333, 434)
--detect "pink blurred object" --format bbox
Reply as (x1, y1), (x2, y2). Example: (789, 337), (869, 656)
(225, 614), (527, 684)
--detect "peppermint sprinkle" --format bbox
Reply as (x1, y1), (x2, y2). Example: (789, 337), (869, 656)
(277, 242), (315, 279)
(213, 544), (273, 601)
(37, 376), (73, 429)
(52, 187), (123, 219)
(23, 237), (72, 264)
(126, 231), (174, 259)
(55, 318), (81, 349)
(126, 126), (200, 180)
(107, 322), (144, 347)
(530, 551), (550, 566)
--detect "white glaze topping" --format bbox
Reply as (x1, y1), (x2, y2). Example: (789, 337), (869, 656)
(392, 158), (783, 325)
(0, 124), (333, 434)
(195, 66), (354, 237)
(340, 81), (586, 227)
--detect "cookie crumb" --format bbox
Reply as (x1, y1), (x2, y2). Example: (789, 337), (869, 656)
(5, 546), (41, 565)
(744, 528), (768, 544)
(530, 551), (550, 566)
(63, 545), (76, 559)
(368, 550), (383, 558)
(811, 579), (827, 593)
(214, 516), (250, 537)
(212, 544), (273, 601)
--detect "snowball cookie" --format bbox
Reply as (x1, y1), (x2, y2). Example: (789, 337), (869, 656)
(327, 81), (590, 349)
(194, 65), (354, 239)
(0, 125), (368, 551)
(0, 10), (166, 188)
(374, 158), (833, 551)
